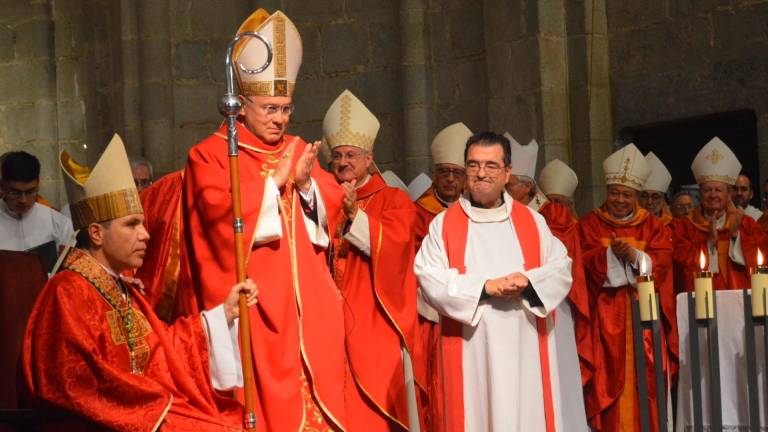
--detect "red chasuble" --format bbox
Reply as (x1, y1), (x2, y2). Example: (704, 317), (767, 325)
(180, 122), (348, 431)
(330, 173), (420, 431)
(440, 201), (556, 432)
(578, 207), (674, 432)
(22, 249), (243, 431)
(538, 202), (595, 394)
(136, 170), (186, 322)
(412, 185), (448, 432)
(671, 204), (768, 292)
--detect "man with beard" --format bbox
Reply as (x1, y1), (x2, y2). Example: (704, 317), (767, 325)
(731, 174), (763, 220)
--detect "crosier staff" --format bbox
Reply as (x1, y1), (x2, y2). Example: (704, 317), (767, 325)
(219, 32), (273, 432)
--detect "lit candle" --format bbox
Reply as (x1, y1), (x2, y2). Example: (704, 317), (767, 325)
(637, 254), (657, 321)
(694, 249), (714, 319)
(750, 249), (768, 317)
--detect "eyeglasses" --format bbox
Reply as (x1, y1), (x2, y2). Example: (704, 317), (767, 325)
(639, 192), (664, 201)
(466, 161), (503, 175)
(331, 151), (366, 162)
(434, 167), (466, 178)
(244, 98), (295, 117)
(4, 187), (39, 199)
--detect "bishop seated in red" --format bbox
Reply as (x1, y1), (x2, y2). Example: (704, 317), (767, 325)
(23, 135), (257, 431)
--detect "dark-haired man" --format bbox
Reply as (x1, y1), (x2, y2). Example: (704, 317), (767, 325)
(0, 151), (72, 252)
(415, 131), (576, 430)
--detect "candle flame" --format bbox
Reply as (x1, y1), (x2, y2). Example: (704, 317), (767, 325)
(640, 254), (647, 275)
(759, 249), (764, 267)
(699, 250), (707, 271)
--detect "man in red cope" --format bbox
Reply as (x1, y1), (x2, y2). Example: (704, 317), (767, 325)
(23, 135), (258, 431)
(672, 137), (768, 292)
(578, 143), (674, 432)
(505, 139), (592, 427)
(411, 121), (472, 431)
(323, 89), (420, 431)
(180, 9), (348, 431)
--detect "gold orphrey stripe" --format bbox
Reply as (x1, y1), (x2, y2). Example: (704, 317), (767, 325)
(70, 188), (143, 230)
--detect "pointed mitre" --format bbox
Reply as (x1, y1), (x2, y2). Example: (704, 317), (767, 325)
(509, 139), (539, 179)
(381, 170), (408, 193)
(691, 137), (741, 185)
(61, 134), (143, 230)
(322, 89), (380, 153)
(233, 9), (302, 97)
(431, 122), (471, 167)
(643, 152), (672, 193)
(408, 172), (432, 201)
(503, 131), (521, 147)
(602, 143), (650, 190)
(539, 159), (578, 197)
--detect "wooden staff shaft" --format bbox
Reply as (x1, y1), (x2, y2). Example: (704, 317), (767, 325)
(228, 152), (257, 431)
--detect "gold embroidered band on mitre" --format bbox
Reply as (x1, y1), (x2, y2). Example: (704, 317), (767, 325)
(70, 188), (143, 230)
(696, 174), (737, 186)
(239, 80), (296, 97)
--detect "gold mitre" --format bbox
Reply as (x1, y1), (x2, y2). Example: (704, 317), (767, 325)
(539, 159), (578, 197)
(643, 152), (672, 193)
(602, 143), (650, 191)
(323, 89), (380, 153)
(691, 137), (741, 186)
(233, 9), (302, 97)
(431, 122), (471, 167)
(61, 134), (143, 230)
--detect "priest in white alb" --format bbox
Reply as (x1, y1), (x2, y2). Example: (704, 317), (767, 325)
(414, 131), (577, 431)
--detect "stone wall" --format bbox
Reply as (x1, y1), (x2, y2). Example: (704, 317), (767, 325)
(2, 0), (768, 211)
(607, 0), (768, 186)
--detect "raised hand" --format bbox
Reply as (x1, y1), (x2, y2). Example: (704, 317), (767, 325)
(272, 137), (299, 189)
(295, 140), (320, 193)
(728, 206), (743, 238)
(341, 179), (358, 221)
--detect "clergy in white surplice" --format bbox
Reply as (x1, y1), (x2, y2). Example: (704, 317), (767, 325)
(414, 131), (584, 431)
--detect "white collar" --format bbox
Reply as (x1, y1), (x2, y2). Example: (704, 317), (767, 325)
(458, 192), (514, 223)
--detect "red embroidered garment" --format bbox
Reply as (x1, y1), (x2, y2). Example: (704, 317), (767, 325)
(331, 173), (420, 431)
(180, 122), (348, 431)
(671, 204), (768, 293)
(22, 248), (243, 431)
(579, 207), (673, 432)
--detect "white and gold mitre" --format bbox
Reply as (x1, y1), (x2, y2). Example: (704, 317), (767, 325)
(233, 9), (302, 97)
(322, 89), (380, 152)
(602, 143), (650, 190)
(643, 152), (672, 193)
(431, 122), (471, 167)
(539, 159), (578, 197)
(61, 134), (143, 230)
(509, 139), (539, 179)
(691, 137), (741, 185)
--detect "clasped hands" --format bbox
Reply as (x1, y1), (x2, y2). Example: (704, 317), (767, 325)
(483, 273), (529, 297)
(272, 137), (321, 193)
(610, 232), (638, 263)
(707, 207), (742, 245)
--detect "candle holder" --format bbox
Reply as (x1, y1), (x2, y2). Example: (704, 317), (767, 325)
(743, 265), (768, 431)
(631, 291), (667, 432)
(686, 287), (722, 432)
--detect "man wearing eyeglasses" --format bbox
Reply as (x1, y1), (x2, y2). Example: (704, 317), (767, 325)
(173, 9), (349, 431)
(415, 131), (577, 430)
(0, 151), (73, 253)
(578, 143), (674, 432)
(324, 90), (422, 431)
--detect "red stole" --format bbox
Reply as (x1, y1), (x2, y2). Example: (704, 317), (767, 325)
(440, 200), (556, 432)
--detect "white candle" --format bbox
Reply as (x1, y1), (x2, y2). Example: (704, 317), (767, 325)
(751, 249), (767, 317)
(694, 250), (714, 319)
(637, 255), (657, 321)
